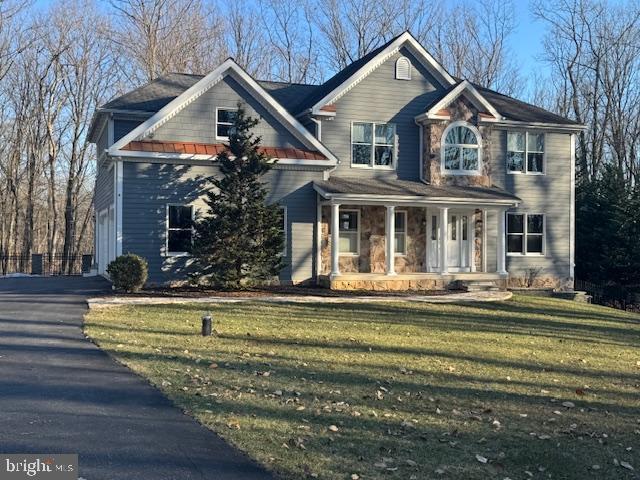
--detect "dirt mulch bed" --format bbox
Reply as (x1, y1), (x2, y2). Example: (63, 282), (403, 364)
(115, 284), (455, 299)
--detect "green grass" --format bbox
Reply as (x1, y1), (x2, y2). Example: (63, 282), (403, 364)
(84, 295), (640, 480)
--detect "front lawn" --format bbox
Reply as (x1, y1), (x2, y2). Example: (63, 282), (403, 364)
(84, 295), (640, 479)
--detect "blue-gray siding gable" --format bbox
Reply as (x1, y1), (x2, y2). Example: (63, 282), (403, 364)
(320, 47), (446, 180)
(152, 74), (308, 149)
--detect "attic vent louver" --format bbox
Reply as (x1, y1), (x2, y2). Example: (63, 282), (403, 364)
(395, 57), (411, 80)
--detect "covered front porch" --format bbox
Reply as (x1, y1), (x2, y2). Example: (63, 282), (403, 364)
(313, 178), (520, 291)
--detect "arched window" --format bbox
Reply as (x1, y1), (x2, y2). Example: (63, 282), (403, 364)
(441, 121), (482, 174)
(395, 57), (411, 80)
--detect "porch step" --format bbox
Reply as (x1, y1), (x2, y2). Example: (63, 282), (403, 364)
(450, 279), (500, 292)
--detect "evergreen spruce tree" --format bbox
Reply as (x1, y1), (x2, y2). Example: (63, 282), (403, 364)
(192, 106), (284, 287)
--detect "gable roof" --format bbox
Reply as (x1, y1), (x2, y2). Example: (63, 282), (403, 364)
(292, 31), (456, 116)
(92, 33), (582, 139)
(258, 80), (318, 112)
(100, 73), (318, 115)
(418, 80), (501, 122)
(108, 59), (337, 164)
(475, 85), (581, 126)
(101, 73), (200, 113)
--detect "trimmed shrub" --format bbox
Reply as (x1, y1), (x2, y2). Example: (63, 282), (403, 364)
(107, 254), (148, 292)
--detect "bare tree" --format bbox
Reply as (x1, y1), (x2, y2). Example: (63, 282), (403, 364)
(222, 1), (272, 78)
(429, 0), (521, 94)
(259, 0), (321, 83)
(49, 2), (119, 271)
(0, 0), (29, 82)
(109, 0), (226, 84)
(316, 0), (403, 71)
(533, 0), (640, 184)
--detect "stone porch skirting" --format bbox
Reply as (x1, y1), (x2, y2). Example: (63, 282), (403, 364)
(319, 272), (508, 291)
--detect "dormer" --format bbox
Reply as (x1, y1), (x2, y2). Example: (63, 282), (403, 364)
(415, 81), (502, 187)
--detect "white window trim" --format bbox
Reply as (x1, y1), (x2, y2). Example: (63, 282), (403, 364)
(507, 131), (546, 175)
(350, 121), (396, 170)
(215, 107), (238, 141)
(440, 121), (483, 176)
(165, 204), (195, 257)
(394, 210), (408, 256)
(506, 212), (546, 256)
(395, 56), (411, 80)
(338, 208), (360, 256)
(280, 205), (288, 257)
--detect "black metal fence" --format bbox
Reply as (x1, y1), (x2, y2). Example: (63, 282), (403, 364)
(0, 253), (93, 276)
(0, 255), (31, 276)
(575, 278), (639, 311)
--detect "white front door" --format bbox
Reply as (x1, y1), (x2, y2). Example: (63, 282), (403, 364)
(447, 211), (471, 272)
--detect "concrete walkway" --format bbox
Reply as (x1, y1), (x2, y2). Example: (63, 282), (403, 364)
(0, 277), (274, 480)
(88, 290), (512, 309)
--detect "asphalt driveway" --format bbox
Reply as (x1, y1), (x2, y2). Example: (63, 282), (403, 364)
(0, 277), (273, 480)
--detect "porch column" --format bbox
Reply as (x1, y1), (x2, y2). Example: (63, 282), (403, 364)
(330, 203), (341, 276)
(482, 209), (488, 272)
(470, 212), (476, 272)
(439, 206), (449, 274)
(385, 205), (396, 275)
(496, 208), (507, 275)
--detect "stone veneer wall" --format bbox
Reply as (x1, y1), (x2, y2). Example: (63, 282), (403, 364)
(321, 205), (386, 274)
(321, 205), (427, 274)
(329, 278), (446, 291)
(473, 209), (483, 271)
(422, 97), (493, 187)
(395, 208), (426, 273)
(508, 276), (574, 290)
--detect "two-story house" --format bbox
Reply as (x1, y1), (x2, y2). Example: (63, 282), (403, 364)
(88, 32), (584, 291)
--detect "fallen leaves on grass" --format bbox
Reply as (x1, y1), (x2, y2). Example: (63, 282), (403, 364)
(620, 461), (635, 471)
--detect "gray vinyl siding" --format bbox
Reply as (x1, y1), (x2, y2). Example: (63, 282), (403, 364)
(153, 74), (307, 149)
(114, 117), (145, 142)
(491, 129), (572, 279)
(96, 121), (109, 156)
(121, 161), (322, 284)
(94, 161), (113, 213)
(320, 47), (446, 181)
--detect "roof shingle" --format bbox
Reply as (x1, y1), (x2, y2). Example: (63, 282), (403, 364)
(98, 39), (578, 127)
(314, 177), (521, 202)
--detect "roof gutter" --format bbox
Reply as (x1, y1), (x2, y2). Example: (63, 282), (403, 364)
(490, 120), (588, 132)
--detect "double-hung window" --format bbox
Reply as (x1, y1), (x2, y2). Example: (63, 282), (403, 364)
(167, 205), (193, 255)
(216, 108), (238, 140)
(338, 210), (359, 255)
(352, 122), (395, 168)
(507, 132), (545, 174)
(394, 211), (407, 255)
(507, 213), (545, 255)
